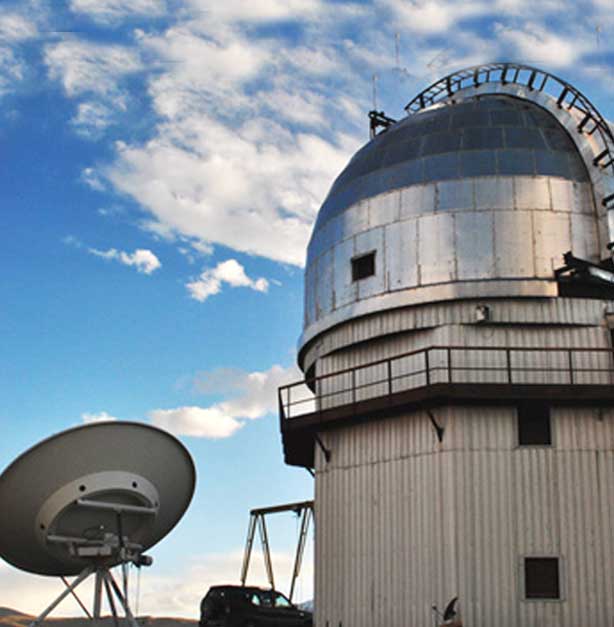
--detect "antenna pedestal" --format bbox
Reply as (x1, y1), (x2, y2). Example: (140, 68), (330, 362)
(29, 565), (141, 627)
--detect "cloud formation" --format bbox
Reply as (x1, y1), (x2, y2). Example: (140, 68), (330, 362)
(69, 0), (168, 23)
(89, 247), (161, 274)
(81, 411), (118, 423)
(0, 547), (313, 618)
(186, 259), (268, 302)
(41, 0), (614, 268)
(149, 364), (300, 438)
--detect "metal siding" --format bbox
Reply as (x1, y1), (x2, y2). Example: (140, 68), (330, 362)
(315, 248), (334, 319)
(494, 210), (535, 277)
(315, 406), (614, 627)
(533, 211), (571, 277)
(332, 238), (356, 309)
(456, 211), (495, 279)
(418, 213), (456, 284)
(384, 220), (419, 291)
(301, 297), (611, 372)
(355, 227), (385, 300)
(368, 190), (401, 228)
(570, 212), (600, 262)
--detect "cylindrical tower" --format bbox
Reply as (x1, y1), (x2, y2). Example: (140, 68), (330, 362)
(280, 63), (614, 627)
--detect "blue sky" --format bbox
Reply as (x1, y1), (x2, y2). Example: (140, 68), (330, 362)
(0, 0), (613, 618)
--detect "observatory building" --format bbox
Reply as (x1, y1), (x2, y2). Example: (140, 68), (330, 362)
(279, 63), (614, 626)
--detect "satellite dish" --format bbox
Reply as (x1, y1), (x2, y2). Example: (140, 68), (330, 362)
(0, 421), (196, 626)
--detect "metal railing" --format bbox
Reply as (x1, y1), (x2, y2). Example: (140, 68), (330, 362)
(279, 345), (614, 420)
(404, 62), (614, 206)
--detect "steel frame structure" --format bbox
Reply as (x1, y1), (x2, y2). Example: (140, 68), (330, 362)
(240, 500), (314, 602)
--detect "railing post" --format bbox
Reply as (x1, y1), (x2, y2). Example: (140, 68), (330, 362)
(447, 348), (452, 383)
(425, 349), (430, 386)
(568, 349), (574, 384)
(387, 359), (393, 396)
(506, 348), (512, 384)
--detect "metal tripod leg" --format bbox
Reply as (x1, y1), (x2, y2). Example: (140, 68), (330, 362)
(105, 569), (140, 627)
(93, 570), (104, 620)
(28, 566), (95, 627)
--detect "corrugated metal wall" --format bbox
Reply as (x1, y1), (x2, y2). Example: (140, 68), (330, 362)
(302, 297), (611, 374)
(314, 406), (614, 627)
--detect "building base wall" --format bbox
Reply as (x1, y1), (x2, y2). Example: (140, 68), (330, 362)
(314, 406), (614, 627)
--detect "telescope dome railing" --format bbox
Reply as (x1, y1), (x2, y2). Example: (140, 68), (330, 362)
(280, 345), (614, 421)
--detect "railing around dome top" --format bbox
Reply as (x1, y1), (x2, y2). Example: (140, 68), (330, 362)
(279, 345), (614, 421)
(404, 62), (614, 204)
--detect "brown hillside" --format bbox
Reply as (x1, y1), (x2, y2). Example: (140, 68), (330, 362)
(0, 610), (197, 627)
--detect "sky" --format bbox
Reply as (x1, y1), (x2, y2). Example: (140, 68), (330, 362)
(0, 0), (613, 619)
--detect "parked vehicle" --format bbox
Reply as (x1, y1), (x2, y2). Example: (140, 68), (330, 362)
(199, 585), (313, 627)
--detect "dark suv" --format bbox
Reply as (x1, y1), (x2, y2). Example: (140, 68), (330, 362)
(199, 585), (313, 627)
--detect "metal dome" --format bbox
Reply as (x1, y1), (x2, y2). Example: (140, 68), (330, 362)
(300, 63), (614, 359)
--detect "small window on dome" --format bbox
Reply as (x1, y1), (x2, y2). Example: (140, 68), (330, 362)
(352, 252), (376, 281)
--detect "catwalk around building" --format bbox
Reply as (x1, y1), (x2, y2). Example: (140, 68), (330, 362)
(279, 63), (614, 627)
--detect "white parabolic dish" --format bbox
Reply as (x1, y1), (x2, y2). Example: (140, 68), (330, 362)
(0, 421), (196, 576)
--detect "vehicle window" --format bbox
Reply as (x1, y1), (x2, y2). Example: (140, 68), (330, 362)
(249, 593), (261, 606)
(274, 593), (292, 608)
(260, 592), (273, 607)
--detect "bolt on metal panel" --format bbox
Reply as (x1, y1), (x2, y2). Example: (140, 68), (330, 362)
(475, 177), (514, 210)
(418, 213), (456, 284)
(533, 211), (571, 276)
(338, 200), (369, 241)
(514, 177), (551, 210)
(549, 178), (573, 213)
(494, 211), (535, 277)
(455, 211), (495, 279)
(332, 238), (356, 310)
(570, 213), (600, 262)
(436, 179), (475, 211)
(400, 183), (436, 219)
(315, 248), (334, 320)
(384, 221), (419, 291)
(368, 191), (401, 228)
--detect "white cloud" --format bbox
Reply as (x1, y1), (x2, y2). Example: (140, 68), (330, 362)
(81, 411), (118, 423)
(150, 364), (300, 438)
(45, 39), (141, 98)
(0, 548), (313, 618)
(0, 45), (25, 96)
(72, 101), (116, 134)
(149, 406), (243, 439)
(494, 22), (589, 68)
(0, 13), (37, 42)
(104, 116), (353, 266)
(89, 247), (162, 274)
(186, 259), (268, 303)
(185, 0), (323, 25)
(81, 166), (106, 191)
(381, 0), (488, 34)
(70, 0), (168, 23)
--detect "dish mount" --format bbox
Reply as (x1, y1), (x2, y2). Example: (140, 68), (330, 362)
(0, 421), (196, 627)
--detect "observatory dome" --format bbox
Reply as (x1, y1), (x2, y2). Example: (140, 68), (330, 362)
(300, 77), (613, 360)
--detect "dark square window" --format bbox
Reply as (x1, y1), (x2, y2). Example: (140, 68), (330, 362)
(525, 557), (560, 599)
(518, 402), (551, 446)
(352, 252), (375, 281)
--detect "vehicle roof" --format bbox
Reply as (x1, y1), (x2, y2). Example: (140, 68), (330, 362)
(207, 585), (278, 592)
